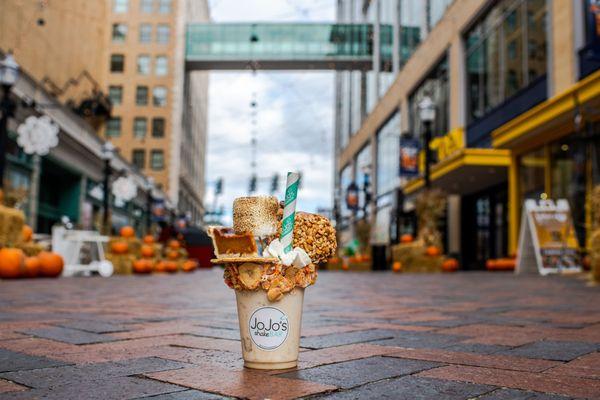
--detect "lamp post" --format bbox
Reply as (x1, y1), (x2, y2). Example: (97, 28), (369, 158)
(418, 96), (436, 188)
(145, 176), (154, 233)
(101, 141), (115, 234)
(362, 165), (372, 217)
(0, 53), (20, 189)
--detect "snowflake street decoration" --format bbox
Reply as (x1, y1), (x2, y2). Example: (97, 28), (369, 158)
(88, 185), (104, 201)
(112, 176), (137, 202)
(16, 115), (60, 155)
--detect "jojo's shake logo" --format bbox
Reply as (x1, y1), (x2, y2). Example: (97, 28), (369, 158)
(248, 307), (289, 350)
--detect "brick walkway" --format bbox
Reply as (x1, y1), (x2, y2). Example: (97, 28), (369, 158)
(0, 271), (599, 399)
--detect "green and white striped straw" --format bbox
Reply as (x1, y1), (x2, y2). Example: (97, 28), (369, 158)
(280, 172), (300, 254)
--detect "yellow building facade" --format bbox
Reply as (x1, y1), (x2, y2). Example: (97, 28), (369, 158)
(335, 0), (600, 269)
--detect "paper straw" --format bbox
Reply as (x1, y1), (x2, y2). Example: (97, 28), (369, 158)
(280, 172), (300, 253)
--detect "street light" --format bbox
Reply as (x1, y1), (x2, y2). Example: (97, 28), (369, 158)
(145, 176), (154, 233)
(0, 53), (20, 189)
(101, 141), (115, 234)
(0, 54), (20, 86)
(418, 96), (436, 188)
(362, 165), (372, 217)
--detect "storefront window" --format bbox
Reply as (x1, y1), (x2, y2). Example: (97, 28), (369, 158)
(466, 0), (547, 123)
(518, 126), (600, 246)
(408, 55), (449, 139)
(376, 112), (400, 197)
(340, 164), (352, 219)
(518, 147), (545, 200)
(398, 1), (423, 66)
(550, 133), (598, 246)
(355, 143), (372, 218)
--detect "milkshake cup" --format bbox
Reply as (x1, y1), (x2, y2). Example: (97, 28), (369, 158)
(235, 287), (304, 370)
(209, 184), (336, 371)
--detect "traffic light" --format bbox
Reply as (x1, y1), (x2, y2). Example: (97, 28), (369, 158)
(249, 174), (257, 193)
(215, 178), (223, 195)
(270, 174), (279, 193)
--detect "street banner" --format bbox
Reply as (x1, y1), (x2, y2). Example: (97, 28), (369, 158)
(399, 138), (419, 177)
(151, 198), (167, 222)
(345, 182), (359, 212)
(516, 199), (581, 275)
(588, 0), (600, 42)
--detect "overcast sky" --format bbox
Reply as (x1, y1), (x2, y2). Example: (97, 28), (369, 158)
(203, 0), (336, 224)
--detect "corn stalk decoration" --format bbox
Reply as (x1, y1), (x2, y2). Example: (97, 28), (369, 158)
(415, 188), (447, 249)
(0, 183), (27, 248)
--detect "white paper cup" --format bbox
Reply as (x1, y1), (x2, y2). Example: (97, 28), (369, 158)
(235, 288), (304, 370)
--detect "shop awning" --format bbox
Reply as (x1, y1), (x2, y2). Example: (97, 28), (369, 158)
(403, 148), (510, 195)
(492, 69), (600, 149)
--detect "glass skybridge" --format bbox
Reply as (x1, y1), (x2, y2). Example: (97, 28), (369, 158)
(185, 23), (419, 71)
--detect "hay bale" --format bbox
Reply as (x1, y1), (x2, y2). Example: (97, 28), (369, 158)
(0, 205), (25, 247)
(391, 242), (442, 273)
(16, 242), (44, 257)
(106, 253), (135, 275)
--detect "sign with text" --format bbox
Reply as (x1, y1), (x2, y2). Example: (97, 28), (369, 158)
(429, 127), (464, 161)
(399, 138), (420, 177)
(516, 199), (581, 275)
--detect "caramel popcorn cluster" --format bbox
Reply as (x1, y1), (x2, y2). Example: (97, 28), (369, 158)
(284, 212), (337, 265)
(223, 262), (317, 301)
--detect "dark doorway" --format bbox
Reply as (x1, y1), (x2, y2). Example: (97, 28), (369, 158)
(461, 183), (508, 270)
(37, 158), (81, 233)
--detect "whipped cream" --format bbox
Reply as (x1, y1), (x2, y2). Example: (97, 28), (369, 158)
(264, 239), (311, 268)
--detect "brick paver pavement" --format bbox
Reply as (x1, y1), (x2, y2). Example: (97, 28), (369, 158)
(0, 270), (599, 399)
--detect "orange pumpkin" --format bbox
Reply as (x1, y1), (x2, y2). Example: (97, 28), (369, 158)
(442, 258), (459, 272)
(133, 259), (151, 274)
(38, 251), (64, 278)
(111, 241), (129, 254)
(142, 235), (155, 244)
(0, 248), (25, 279)
(22, 225), (33, 242)
(341, 260), (349, 270)
(145, 259), (155, 270)
(166, 250), (179, 260)
(182, 260), (197, 272)
(168, 240), (181, 250)
(154, 261), (167, 273)
(425, 246), (441, 257)
(165, 260), (178, 273)
(392, 261), (402, 272)
(23, 256), (41, 278)
(400, 234), (413, 244)
(495, 258), (515, 270)
(140, 245), (155, 258)
(120, 226), (135, 238)
(486, 259), (497, 270)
